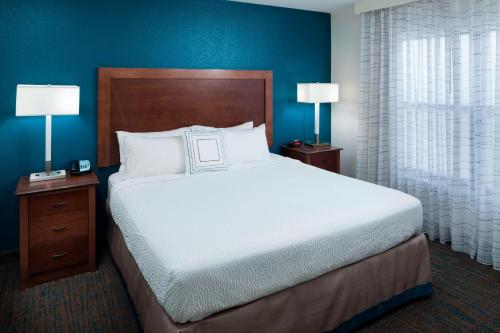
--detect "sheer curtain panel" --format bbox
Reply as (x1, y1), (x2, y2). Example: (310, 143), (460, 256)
(357, 0), (500, 270)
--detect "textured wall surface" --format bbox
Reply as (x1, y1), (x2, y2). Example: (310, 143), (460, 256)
(0, 0), (331, 251)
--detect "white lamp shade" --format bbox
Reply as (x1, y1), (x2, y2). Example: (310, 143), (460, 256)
(16, 84), (80, 116)
(297, 83), (339, 103)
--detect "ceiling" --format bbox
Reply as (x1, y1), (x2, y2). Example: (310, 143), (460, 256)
(229, 0), (354, 13)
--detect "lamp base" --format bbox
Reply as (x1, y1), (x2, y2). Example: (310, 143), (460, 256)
(29, 170), (66, 182)
(304, 141), (331, 148)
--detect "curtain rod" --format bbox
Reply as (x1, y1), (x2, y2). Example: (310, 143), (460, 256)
(354, 0), (418, 14)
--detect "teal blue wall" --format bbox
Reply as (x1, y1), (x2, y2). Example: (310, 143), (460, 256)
(0, 0), (331, 252)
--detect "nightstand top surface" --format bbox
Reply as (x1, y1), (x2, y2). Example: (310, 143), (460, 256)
(280, 144), (343, 155)
(15, 172), (99, 196)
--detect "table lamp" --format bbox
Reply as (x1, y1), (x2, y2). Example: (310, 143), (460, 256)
(16, 84), (80, 182)
(297, 83), (339, 147)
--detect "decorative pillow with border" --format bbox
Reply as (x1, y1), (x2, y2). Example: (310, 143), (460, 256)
(184, 130), (228, 174)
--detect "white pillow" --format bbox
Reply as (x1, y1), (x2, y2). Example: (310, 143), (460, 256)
(222, 124), (270, 165)
(190, 121), (253, 132)
(117, 127), (188, 172)
(124, 135), (185, 178)
(184, 130), (228, 174)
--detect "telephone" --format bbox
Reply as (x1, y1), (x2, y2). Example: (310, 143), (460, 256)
(69, 160), (91, 175)
(287, 139), (303, 148)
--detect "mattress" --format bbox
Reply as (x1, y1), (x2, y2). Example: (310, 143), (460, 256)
(107, 217), (432, 333)
(108, 155), (423, 323)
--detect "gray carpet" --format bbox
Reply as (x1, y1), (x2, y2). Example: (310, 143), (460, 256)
(0, 240), (499, 333)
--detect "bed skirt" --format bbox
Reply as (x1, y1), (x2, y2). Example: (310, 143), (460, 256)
(106, 213), (432, 333)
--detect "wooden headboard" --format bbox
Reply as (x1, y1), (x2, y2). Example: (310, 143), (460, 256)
(97, 68), (273, 167)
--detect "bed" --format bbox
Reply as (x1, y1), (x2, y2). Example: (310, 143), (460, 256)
(99, 68), (432, 333)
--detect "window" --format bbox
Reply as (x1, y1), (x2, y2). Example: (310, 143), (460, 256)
(397, 31), (497, 178)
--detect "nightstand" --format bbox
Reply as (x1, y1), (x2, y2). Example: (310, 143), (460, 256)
(281, 145), (343, 173)
(15, 173), (99, 289)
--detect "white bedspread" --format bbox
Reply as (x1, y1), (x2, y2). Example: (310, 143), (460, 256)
(108, 155), (423, 323)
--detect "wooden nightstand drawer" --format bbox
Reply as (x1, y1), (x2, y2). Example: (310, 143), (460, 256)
(283, 150), (308, 163)
(29, 236), (89, 275)
(281, 145), (343, 174)
(309, 151), (339, 172)
(29, 189), (87, 218)
(29, 211), (88, 248)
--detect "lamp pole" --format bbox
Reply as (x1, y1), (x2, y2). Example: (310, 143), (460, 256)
(45, 115), (52, 175)
(314, 102), (320, 145)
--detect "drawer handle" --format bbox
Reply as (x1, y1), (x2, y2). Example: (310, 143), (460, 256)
(51, 252), (68, 260)
(51, 201), (67, 208)
(50, 225), (67, 232)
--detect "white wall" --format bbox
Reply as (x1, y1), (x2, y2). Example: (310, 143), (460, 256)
(331, 3), (360, 177)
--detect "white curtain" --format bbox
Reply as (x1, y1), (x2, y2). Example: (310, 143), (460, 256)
(357, 0), (500, 270)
